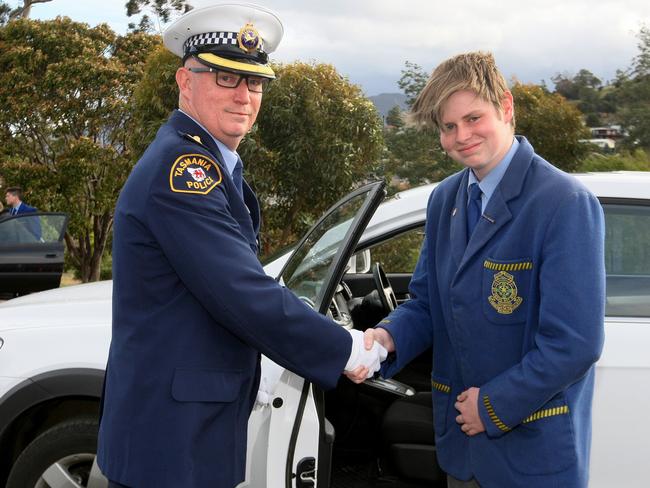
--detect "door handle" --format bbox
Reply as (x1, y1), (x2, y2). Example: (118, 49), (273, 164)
(45, 253), (57, 258)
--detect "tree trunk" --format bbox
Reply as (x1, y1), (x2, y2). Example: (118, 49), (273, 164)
(279, 204), (299, 246)
(9, 0), (53, 20)
(64, 214), (114, 284)
(87, 213), (113, 282)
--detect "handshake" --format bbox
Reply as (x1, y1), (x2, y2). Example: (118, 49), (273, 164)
(343, 328), (394, 383)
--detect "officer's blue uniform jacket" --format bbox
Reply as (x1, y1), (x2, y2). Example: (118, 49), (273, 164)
(97, 110), (352, 488)
(379, 137), (605, 488)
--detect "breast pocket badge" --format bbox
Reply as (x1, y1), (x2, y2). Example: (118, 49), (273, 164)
(488, 270), (523, 314)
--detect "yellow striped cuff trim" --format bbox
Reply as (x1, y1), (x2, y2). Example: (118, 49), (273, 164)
(482, 395), (511, 432)
(431, 380), (451, 394)
(523, 405), (569, 424)
(483, 260), (533, 272)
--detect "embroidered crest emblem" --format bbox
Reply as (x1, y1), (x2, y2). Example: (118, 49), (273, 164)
(169, 153), (222, 195)
(237, 22), (261, 53)
(488, 271), (523, 314)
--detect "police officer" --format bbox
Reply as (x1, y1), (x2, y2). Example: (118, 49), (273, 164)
(97, 3), (385, 487)
(353, 52), (605, 488)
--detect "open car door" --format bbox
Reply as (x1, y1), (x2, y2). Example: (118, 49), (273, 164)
(0, 212), (69, 297)
(241, 181), (386, 488)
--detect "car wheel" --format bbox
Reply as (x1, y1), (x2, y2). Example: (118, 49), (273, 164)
(6, 417), (100, 488)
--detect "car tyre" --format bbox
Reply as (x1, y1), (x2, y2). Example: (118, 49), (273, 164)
(7, 416), (99, 488)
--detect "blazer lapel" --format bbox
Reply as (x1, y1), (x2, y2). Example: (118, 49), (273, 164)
(457, 136), (535, 271)
(461, 190), (512, 267)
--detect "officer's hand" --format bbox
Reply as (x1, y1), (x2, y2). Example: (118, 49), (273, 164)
(454, 387), (486, 436)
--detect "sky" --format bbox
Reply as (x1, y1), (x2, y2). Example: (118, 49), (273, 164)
(18, 0), (650, 96)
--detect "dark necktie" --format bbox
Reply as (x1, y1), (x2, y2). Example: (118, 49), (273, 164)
(11, 207), (17, 216)
(467, 183), (483, 238)
(232, 159), (243, 198)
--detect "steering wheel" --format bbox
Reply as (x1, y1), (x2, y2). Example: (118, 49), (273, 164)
(372, 262), (398, 314)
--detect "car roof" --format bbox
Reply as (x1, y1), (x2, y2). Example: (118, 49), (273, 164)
(360, 171), (650, 246)
(573, 171), (650, 199)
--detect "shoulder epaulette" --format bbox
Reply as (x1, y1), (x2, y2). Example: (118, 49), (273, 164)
(178, 131), (208, 149)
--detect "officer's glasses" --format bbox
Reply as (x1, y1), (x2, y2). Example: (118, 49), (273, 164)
(187, 68), (270, 93)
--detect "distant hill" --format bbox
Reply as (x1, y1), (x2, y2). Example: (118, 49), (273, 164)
(369, 92), (407, 120)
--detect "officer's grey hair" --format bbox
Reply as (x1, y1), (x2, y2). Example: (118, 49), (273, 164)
(407, 51), (515, 131)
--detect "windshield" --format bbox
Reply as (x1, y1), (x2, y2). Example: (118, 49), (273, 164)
(280, 190), (371, 307)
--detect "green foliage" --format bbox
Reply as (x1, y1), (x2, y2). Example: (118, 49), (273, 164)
(0, 2), (10, 25)
(125, 0), (192, 33)
(553, 69), (602, 98)
(577, 149), (650, 172)
(397, 61), (429, 108)
(512, 83), (589, 171)
(383, 127), (460, 189)
(632, 24), (650, 78)
(128, 45), (179, 158)
(548, 26), (650, 154)
(386, 61), (460, 190)
(248, 62), (385, 253)
(385, 105), (404, 128)
(1, 0), (53, 23)
(551, 69), (606, 125)
(616, 79), (650, 148)
(585, 113), (602, 127)
(612, 26), (650, 149)
(0, 18), (158, 281)
(370, 227), (425, 274)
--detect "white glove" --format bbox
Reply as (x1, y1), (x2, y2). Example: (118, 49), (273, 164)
(344, 329), (388, 379)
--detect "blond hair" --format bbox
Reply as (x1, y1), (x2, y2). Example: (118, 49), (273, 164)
(408, 51), (514, 130)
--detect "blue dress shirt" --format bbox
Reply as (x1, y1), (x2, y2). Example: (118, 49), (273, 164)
(467, 137), (519, 212)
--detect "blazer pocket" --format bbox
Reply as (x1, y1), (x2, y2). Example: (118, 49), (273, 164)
(505, 397), (577, 475)
(431, 374), (452, 437)
(171, 368), (244, 403)
(482, 257), (533, 325)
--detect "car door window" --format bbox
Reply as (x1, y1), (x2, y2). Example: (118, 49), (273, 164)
(279, 182), (385, 312)
(0, 214), (67, 244)
(363, 226), (425, 274)
(603, 203), (650, 317)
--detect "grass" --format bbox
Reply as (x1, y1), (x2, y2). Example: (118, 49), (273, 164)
(60, 272), (82, 287)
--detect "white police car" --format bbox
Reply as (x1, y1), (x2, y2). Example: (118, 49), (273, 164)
(0, 172), (649, 488)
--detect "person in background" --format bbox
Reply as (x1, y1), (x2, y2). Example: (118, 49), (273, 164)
(4, 186), (37, 215)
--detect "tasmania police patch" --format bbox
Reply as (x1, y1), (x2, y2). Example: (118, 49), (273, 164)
(169, 153), (222, 195)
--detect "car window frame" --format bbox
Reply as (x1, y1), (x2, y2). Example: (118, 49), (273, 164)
(599, 197), (650, 320)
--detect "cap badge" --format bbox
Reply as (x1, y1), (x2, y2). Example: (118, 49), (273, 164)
(237, 22), (261, 53)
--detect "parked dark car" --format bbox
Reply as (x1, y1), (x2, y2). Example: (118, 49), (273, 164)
(0, 212), (69, 297)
